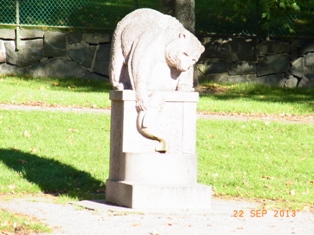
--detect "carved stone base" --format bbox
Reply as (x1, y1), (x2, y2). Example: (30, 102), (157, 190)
(106, 179), (212, 209)
(106, 90), (212, 209)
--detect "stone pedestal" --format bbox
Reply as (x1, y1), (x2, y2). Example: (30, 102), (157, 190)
(106, 90), (211, 209)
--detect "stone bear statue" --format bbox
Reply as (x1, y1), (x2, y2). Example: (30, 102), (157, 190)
(109, 8), (204, 111)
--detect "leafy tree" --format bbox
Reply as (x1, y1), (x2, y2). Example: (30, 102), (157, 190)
(219, 0), (300, 34)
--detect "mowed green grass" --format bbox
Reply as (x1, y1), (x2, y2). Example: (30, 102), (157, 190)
(197, 119), (314, 210)
(0, 109), (313, 210)
(0, 76), (111, 109)
(198, 83), (314, 115)
(0, 110), (110, 199)
(1, 76), (314, 116)
(0, 76), (313, 211)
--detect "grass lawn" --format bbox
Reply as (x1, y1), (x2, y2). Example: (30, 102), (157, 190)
(197, 119), (314, 210)
(198, 83), (314, 115)
(1, 76), (313, 116)
(0, 76), (313, 213)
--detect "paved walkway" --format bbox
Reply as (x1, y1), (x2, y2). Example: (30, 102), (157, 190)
(0, 196), (314, 235)
(1, 104), (313, 124)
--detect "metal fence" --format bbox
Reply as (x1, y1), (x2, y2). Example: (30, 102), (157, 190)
(0, 0), (156, 30)
(1, 0), (314, 36)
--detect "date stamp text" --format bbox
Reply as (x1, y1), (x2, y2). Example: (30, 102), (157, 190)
(233, 209), (297, 218)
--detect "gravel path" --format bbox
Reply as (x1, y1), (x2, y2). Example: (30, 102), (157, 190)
(1, 104), (313, 234)
(1, 196), (314, 235)
(1, 104), (314, 124)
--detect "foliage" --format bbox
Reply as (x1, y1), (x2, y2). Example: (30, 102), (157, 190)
(216, 0), (300, 34)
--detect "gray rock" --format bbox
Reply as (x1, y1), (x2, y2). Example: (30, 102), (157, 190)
(67, 41), (89, 50)
(20, 29), (44, 39)
(29, 58), (84, 78)
(93, 44), (111, 76)
(255, 73), (286, 87)
(83, 33), (110, 44)
(290, 57), (303, 78)
(300, 41), (314, 54)
(228, 61), (256, 75)
(284, 75), (299, 88)
(4, 40), (43, 67)
(303, 53), (314, 80)
(227, 37), (256, 62)
(0, 41), (6, 63)
(67, 32), (83, 44)
(202, 60), (227, 74)
(203, 72), (257, 84)
(28, 57), (106, 80)
(0, 63), (27, 75)
(0, 29), (15, 39)
(43, 32), (66, 57)
(298, 76), (314, 88)
(258, 41), (290, 55)
(202, 37), (228, 59)
(257, 54), (290, 77)
(68, 46), (97, 69)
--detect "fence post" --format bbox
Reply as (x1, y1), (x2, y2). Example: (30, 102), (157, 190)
(15, 0), (20, 51)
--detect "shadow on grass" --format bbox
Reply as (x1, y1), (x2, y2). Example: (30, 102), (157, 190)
(199, 83), (314, 111)
(9, 76), (113, 93)
(0, 148), (106, 199)
(50, 78), (113, 93)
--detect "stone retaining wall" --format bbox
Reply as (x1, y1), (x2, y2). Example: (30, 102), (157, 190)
(197, 35), (314, 88)
(1, 28), (314, 88)
(0, 29), (111, 80)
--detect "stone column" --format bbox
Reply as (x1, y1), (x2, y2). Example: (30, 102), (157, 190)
(106, 90), (211, 209)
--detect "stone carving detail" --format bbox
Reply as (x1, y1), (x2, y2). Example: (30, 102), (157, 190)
(109, 8), (204, 151)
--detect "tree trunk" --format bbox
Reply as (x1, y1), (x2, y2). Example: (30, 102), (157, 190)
(175, 0), (195, 33)
(159, 0), (175, 16)
(160, 0), (199, 88)
(175, 0), (199, 88)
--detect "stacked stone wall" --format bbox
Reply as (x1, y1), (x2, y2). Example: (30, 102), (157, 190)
(0, 29), (110, 80)
(197, 35), (314, 88)
(1, 28), (314, 88)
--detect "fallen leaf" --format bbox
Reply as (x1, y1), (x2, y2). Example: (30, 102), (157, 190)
(286, 180), (292, 186)
(68, 128), (79, 133)
(23, 131), (31, 138)
(18, 159), (28, 164)
(301, 189), (309, 195)
(262, 175), (275, 180)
